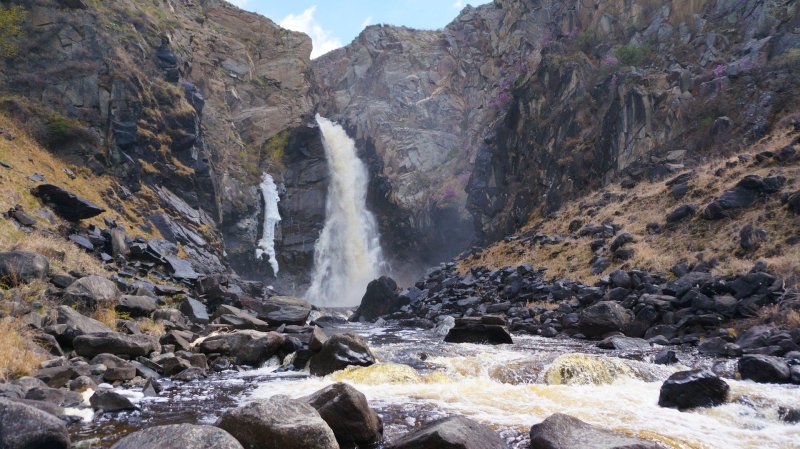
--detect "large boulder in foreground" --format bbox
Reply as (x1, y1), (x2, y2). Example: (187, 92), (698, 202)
(110, 424), (244, 449)
(738, 354), (791, 384)
(303, 382), (382, 447)
(0, 251), (49, 286)
(578, 301), (633, 338)
(444, 316), (513, 345)
(529, 413), (663, 449)
(350, 276), (407, 322)
(0, 398), (70, 449)
(309, 333), (375, 376)
(658, 369), (729, 410)
(216, 395), (339, 449)
(32, 184), (105, 221)
(386, 415), (507, 449)
(63, 275), (120, 311)
(73, 332), (159, 358)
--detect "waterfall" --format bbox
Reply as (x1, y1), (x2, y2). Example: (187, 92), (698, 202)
(306, 114), (385, 306)
(255, 173), (281, 276)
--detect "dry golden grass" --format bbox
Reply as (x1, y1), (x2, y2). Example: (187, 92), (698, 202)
(0, 317), (46, 381)
(139, 318), (166, 337)
(91, 307), (118, 330)
(524, 300), (559, 310)
(463, 126), (800, 284)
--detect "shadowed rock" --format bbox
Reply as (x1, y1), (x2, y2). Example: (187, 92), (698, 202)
(110, 424), (243, 449)
(0, 251), (49, 286)
(658, 369), (729, 410)
(303, 382), (383, 447)
(529, 413), (663, 449)
(387, 415), (507, 449)
(32, 184), (105, 221)
(309, 333), (375, 376)
(0, 398), (70, 449)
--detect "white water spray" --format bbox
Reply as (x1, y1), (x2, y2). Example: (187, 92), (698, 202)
(256, 173), (281, 276)
(306, 114), (385, 306)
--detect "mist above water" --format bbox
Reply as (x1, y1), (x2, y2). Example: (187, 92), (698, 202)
(306, 114), (386, 306)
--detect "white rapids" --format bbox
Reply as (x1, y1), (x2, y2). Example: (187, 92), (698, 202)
(305, 114), (385, 306)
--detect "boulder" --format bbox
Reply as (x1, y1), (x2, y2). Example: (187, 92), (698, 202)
(212, 305), (271, 331)
(529, 413), (662, 449)
(110, 424), (244, 449)
(739, 224), (767, 251)
(246, 295), (312, 325)
(738, 355), (791, 384)
(0, 398), (70, 449)
(303, 383), (382, 447)
(658, 370), (729, 410)
(788, 191), (800, 214)
(197, 330), (283, 364)
(309, 333), (376, 376)
(665, 204), (696, 223)
(73, 332), (159, 358)
(89, 390), (136, 412)
(0, 251), (49, 286)
(578, 302), (633, 338)
(34, 365), (75, 388)
(179, 297), (209, 324)
(350, 276), (407, 322)
(63, 275), (119, 311)
(444, 317), (513, 345)
(235, 332), (285, 366)
(597, 336), (651, 352)
(32, 184), (105, 221)
(387, 415), (507, 449)
(51, 305), (113, 345)
(216, 395), (339, 449)
(116, 295), (158, 317)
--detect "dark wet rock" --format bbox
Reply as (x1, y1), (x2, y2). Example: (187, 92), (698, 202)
(388, 415), (507, 449)
(0, 251), (49, 286)
(216, 395), (338, 449)
(698, 337), (742, 357)
(309, 333), (376, 376)
(110, 424), (244, 449)
(50, 305), (112, 345)
(597, 336), (650, 352)
(173, 367), (207, 382)
(198, 330), (283, 366)
(74, 332), (160, 358)
(116, 295), (158, 318)
(608, 270), (632, 289)
(303, 382), (382, 447)
(350, 276), (407, 322)
(246, 295), (312, 325)
(658, 369), (729, 410)
(779, 407), (800, 424)
(444, 316), (513, 345)
(666, 204), (696, 223)
(529, 413), (662, 449)
(63, 275), (120, 311)
(32, 184), (105, 221)
(787, 191), (800, 214)
(738, 354), (791, 384)
(578, 302), (633, 339)
(90, 389), (136, 412)
(653, 350), (678, 365)
(0, 397), (70, 449)
(179, 297), (209, 324)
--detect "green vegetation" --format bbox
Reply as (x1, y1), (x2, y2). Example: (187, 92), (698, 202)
(45, 115), (87, 144)
(0, 5), (26, 58)
(614, 44), (652, 66)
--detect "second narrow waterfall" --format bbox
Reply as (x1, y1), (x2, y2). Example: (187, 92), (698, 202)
(255, 173), (281, 276)
(306, 114), (385, 306)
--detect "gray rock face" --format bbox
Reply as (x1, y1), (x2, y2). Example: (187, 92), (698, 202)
(387, 415), (507, 449)
(110, 424), (244, 449)
(303, 383), (382, 446)
(216, 395), (339, 449)
(90, 390), (136, 412)
(529, 413), (662, 449)
(179, 297), (209, 324)
(197, 330), (284, 366)
(73, 332), (160, 358)
(658, 370), (729, 410)
(309, 333), (376, 376)
(246, 296), (312, 325)
(63, 275), (120, 311)
(0, 398), (70, 449)
(0, 251), (49, 286)
(50, 305), (113, 345)
(738, 355), (791, 384)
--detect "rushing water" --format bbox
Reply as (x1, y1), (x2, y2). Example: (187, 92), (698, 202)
(255, 173), (281, 276)
(306, 115), (385, 306)
(72, 322), (800, 449)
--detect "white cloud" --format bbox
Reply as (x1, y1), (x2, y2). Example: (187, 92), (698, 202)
(280, 6), (343, 59)
(452, 0), (465, 7)
(228, 0), (249, 7)
(360, 16), (373, 30)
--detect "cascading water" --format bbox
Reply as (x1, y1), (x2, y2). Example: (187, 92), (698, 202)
(255, 173), (281, 276)
(306, 114), (385, 306)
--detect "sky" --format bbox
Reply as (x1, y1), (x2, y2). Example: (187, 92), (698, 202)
(227, 1), (491, 58)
